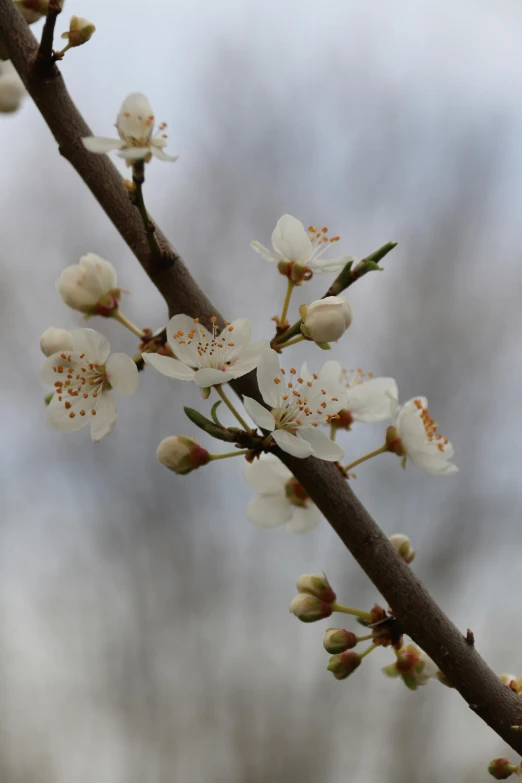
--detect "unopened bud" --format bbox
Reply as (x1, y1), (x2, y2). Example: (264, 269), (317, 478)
(327, 651), (361, 680)
(40, 327), (72, 357)
(323, 628), (357, 654)
(61, 16), (96, 47)
(389, 534), (415, 564)
(488, 758), (515, 779)
(289, 594), (333, 623)
(156, 435), (210, 475)
(56, 253), (120, 315)
(500, 673), (522, 695)
(296, 573), (336, 603)
(0, 62), (25, 114)
(301, 295), (353, 343)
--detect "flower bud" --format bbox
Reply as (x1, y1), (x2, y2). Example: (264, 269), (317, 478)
(61, 16), (96, 47)
(383, 644), (436, 690)
(385, 425), (406, 457)
(40, 327), (72, 357)
(488, 758), (515, 779)
(289, 594), (333, 623)
(156, 436), (210, 475)
(296, 573), (336, 603)
(323, 628), (357, 654)
(327, 651), (361, 680)
(389, 534), (415, 564)
(500, 673), (522, 695)
(56, 253), (120, 315)
(301, 295), (353, 343)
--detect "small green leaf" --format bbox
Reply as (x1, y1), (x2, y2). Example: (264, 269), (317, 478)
(184, 407), (238, 443)
(210, 400), (223, 426)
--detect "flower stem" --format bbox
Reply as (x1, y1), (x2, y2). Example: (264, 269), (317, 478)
(332, 603), (371, 620)
(132, 161), (164, 264)
(209, 449), (250, 461)
(279, 280), (295, 329)
(278, 334), (305, 350)
(113, 310), (145, 338)
(215, 385), (253, 434)
(273, 318), (302, 346)
(343, 444), (388, 473)
(330, 423), (337, 441)
(359, 643), (379, 659)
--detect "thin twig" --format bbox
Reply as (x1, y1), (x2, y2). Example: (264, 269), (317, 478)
(2, 0), (522, 755)
(34, 0), (62, 76)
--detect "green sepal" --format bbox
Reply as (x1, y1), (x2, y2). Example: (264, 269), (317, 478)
(184, 407), (238, 443)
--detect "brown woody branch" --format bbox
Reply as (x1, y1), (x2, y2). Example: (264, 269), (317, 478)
(2, 0), (522, 755)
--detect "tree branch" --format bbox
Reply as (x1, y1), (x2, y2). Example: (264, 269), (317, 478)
(2, 0), (522, 755)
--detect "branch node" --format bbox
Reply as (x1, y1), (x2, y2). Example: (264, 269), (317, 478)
(466, 628), (475, 646)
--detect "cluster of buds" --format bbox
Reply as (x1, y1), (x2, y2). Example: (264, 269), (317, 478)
(289, 574), (337, 623)
(488, 758), (522, 780)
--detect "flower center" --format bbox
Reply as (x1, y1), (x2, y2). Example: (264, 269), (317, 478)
(343, 367), (374, 388)
(307, 225), (341, 260)
(413, 398), (449, 452)
(172, 316), (238, 371)
(270, 367), (341, 431)
(284, 477), (310, 507)
(51, 352), (107, 420)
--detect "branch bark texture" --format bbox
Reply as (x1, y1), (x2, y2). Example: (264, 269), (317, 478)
(2, 0), (521, 754)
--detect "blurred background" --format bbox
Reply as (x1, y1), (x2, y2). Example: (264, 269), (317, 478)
(1, 0), (522, 780)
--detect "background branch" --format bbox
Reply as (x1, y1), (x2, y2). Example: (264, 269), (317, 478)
(2, 0), (522, 756)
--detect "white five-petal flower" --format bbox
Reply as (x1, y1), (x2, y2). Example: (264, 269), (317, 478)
(82, 93), (178, 163)
(143, 314), (269, 388)
(243, 350), (347, 460)
(40, 328), (139, 441)
(244, 456), (321, 534)
(344, 369), (399, 423)
(392, 396), (458, 476)
(251, 214), (353, 275)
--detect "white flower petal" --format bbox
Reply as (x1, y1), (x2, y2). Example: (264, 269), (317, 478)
(117, 93), (154, 141)
(228, 339), (270, 378)
(221, 318), (252, 354)
(407, 448), (459, 476)
(193, 367), (234, 387)
(46, 392), (90, 433)
(271, 214), (312, 264)
(106, 353), (139, 396)
(246, 494), (292, 529)
(395, 397), (429, 442)
(250, 241), (280, 262)
(298, 427), (344, 461)
(151, 146), (179, 162)
(309, 255), (354, 274)
(70, 328), (110, 364)
(272, 429), (313, 458)
(319, 360), (344, 388)
(286, 505), (322, 534)
(118, 147), (152, 161)
(243, 397), (276, 431)
(256, 349), (283, 407)
(347, 377), (399, 423)
(82, 136), (124, 154)
(166, 314), (211, 367)
(142, 352), (196, 380)
(244, 455), (291, 494)
(90, 392), (118, 442)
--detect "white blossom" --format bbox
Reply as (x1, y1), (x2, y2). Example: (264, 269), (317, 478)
(244, 455), (321, 534)
(383, 645), (437, 690)
(243, 350), (346, 460)
(392, 396), (458, 476)
(143, 314), (268, 388)
(82, 93), (178, 163)
(40, 327), (72, 357)
(40, 328), (139, 441)
(55, 253), (119, 314)
(251, 214), (353, 274)
(302, 295), (353, 343)
(0, 61), (25, 114)
(344, 370), (399, 423)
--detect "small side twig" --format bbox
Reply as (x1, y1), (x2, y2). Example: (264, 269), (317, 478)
(131, 161), (172, 269)
(34, 0), (62, 76)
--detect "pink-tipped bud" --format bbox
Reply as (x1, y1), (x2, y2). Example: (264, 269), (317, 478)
(327, 651), (361, 680)
(156, 436), (210, 475)
(289, 594), (333, 623)
(389, 534), (415, 564)
(296, 573), (336, 603)
(488, 758), (515, 779)
(323, 628), (357, 654)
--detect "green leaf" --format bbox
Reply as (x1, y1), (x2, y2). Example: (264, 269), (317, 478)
(210, 400), (223, 426)
(184, 406), (238, 443)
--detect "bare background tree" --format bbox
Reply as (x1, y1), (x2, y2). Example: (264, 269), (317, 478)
(2, 0), (522, 780)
